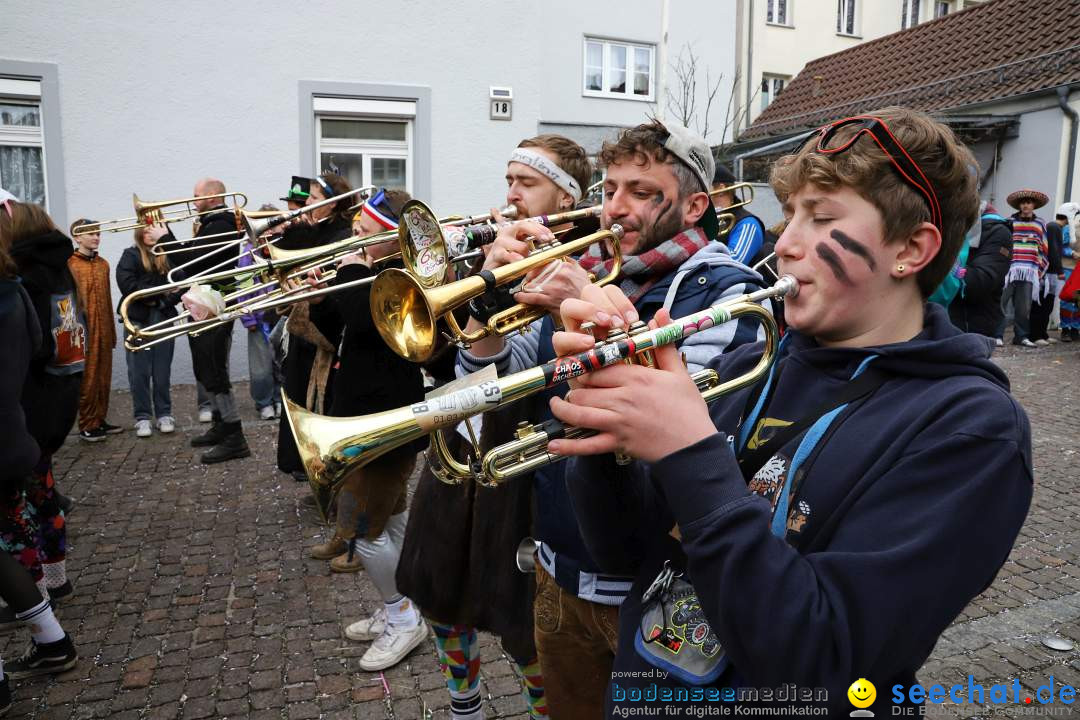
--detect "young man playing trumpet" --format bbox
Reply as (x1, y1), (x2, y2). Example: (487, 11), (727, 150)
(440, 123), (767, 719)
(550, 108), (1032, 716)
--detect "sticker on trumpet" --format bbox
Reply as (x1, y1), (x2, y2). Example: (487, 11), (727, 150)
(412, 370), (502, 431)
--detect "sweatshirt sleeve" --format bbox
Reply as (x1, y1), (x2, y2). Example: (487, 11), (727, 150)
(456, 317), (543, 378)
(726, 219), (764, 266)
(649, 423), (1032, 690)
(677, 280), (768, 372)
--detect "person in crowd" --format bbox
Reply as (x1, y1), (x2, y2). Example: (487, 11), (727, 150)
(150, 178), (248, 462)
(116, 225), (179, 437)
(280, 175), (311, 212)
(67, 219), (119, 441)
(275, 173), (352, 482)
(1057, 203), (1080, 341)
(398, 134), (600, 720)
(440, 124), (766, 718)
(998, 188), (1049, 347)
(1, 194), (80, 601)
(713, 164), (766, 266)
(303, 189), (430, 671)
(948, 201), (1013, 339)
(548, 107), (1030, 717)
(0, 243), (78, 697)
(1029, 198), (1063, 346)
(238, 203), (282, 421)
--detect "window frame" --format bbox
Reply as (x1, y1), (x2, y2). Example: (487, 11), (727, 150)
(582, 37), (656, 102)
(836, 0), (859, 36)
(766, 0), (793, 27)
(901, 0), (922, 28)
(760, 74), (789, 112)
(0, 98), (48, 209)
(934, 0), (951, 18)
(315, 115), (413, 194)
(0, 63), (64, 222)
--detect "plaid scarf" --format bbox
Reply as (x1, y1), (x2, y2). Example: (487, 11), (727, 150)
(578, 227), (711, 302)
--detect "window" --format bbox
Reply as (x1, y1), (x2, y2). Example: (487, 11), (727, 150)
(583, 38), (654, 100)
(837, 0), (858, 35)
(0, 79), (47, 207)
(766, 0), (791, 25)
(314, 97), (413, 193)
(760, 75), (788, 111)
(901, 0), (921, 28)
(935, 0), (951, 17)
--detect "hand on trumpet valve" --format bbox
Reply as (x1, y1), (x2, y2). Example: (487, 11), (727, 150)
(481, 220), (552, 271)
(547, 288), (715, 462)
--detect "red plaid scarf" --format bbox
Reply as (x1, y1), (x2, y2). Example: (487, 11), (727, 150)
(578, 227), (712, 302)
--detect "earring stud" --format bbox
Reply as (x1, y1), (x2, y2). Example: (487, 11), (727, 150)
(896, 264), (906, 273)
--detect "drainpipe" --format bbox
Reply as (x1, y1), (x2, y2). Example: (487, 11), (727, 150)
(1058, 85), (1078, 200)
(745, 0), (754, 137)
(657, 0), (670, 121)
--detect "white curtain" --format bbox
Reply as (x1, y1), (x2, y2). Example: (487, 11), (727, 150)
(0, 146), (46, 205)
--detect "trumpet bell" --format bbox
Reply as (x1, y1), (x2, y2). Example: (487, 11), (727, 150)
(369, 267), (439, 362)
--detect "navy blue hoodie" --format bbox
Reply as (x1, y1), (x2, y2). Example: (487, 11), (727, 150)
(566, 303), (1032, 716)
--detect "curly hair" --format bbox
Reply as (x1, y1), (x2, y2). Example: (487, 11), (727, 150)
(597, 120), (700, 200)
(770, 107), (979, 297)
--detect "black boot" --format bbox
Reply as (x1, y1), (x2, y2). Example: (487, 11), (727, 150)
(200, 422), (251, 464)
(191, 411), (227, 447)
(0, 673), (10, 715)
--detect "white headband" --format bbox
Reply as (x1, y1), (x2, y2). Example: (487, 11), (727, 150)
(508, 148), (582, 202)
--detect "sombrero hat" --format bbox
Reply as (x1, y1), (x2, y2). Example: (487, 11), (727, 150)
(1006, 188), (1049, 210)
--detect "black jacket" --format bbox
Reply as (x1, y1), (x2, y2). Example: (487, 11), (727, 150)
(9, 229), (77, 370)
(0, 279), (41, 480)
(168, 206), (241, 282)
(1046, 221), (1064, 275)
(115, 246), (181, 326)
(949, 212), (1013, 337)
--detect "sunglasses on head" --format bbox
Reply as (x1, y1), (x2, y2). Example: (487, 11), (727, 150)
(801, 115), (943, 232)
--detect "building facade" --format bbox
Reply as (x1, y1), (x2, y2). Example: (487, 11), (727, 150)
(0, 0), (735, 389)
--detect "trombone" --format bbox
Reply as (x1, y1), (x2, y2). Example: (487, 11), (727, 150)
(370, 200), (622, 362)
(71, 192), (248, 236)
(713, 181), (754, 214)
(284, 276), (798, 514)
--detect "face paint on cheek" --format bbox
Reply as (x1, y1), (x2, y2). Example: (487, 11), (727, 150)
(815, 243), (855, 286)
(829, 229), (877, 271)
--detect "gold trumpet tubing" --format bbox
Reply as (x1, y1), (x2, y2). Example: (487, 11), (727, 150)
(480, 303), (779, 485)
(288, 276), (798, 492)
(716, 212), (736, 237)
(74, 191), (249, 237)
(371, 224), (625, 362)
(712, 181), (755, 214)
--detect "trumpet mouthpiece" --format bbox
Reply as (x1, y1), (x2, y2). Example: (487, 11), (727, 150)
(776, 274), (800, 298)
(610, 223), (624, 239)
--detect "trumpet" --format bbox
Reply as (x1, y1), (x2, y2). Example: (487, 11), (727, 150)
(284, 276), (797, 515)
(71, 191), (248, 236)
(371, 200), (623, 362)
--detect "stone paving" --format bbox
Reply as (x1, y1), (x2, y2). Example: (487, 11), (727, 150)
(1, 338), (1079, 719)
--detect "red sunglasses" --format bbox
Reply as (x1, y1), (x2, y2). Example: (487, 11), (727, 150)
(803, 115), (943, 233)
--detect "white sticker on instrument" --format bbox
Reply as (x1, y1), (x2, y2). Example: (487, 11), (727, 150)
(411, 380), (502, 432)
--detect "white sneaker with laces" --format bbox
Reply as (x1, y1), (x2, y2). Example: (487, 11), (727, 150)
(1021, 338), (1038, 347)
(135, 420), (152, 438)
(260, 405), (276, 421)
(1035, 339), (1050, 346)
(359, 620), (428, 671)
(198, 408), (213, 423)
(345, 608), (387, 642)
(157, 416), (175, 433)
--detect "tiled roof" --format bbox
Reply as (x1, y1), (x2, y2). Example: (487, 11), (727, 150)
(742, 0), (1080, 140)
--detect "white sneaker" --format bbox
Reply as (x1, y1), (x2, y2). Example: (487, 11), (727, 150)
(135, 420), (152, 438)
(1035, 339), (1050, 346)
(345, 608), (387, 642)
(995, 338), (1004, 347)
(1020, 338), (1038, 348)
(198, 409), (213, 423)
(260, 405), (276, 421)
(359, 620), (428, 671)
(157, 416), (175, 434)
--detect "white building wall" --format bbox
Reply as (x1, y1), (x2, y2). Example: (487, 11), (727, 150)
(2, 0), (728, 391)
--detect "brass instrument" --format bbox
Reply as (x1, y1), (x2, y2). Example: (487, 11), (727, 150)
(71, 192), (248, 236)
(371, 200), (624, 362)
(285, 277), (796, 516)
(712, 181), (754, 214)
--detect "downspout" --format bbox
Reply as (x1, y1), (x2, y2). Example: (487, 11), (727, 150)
(745, 0), (754, 137)
(657, 0), (670, 121)
(1058, 86), (1078, 200)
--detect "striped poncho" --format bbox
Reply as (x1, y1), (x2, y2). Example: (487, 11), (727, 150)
(1005, 215), (1049, 299)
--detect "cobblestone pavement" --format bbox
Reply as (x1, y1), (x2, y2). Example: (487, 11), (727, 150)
(1, 339), (1079, 719)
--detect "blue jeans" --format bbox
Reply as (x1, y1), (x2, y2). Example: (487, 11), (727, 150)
(247, 325), (279, 410)
(125, 308), (175, 421)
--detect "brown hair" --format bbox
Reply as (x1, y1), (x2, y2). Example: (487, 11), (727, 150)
(518, 134), (593, 198)
(69, 218), (99, 237)
(0, 201), (58, 248)
(316, 172), (354, 221)
(133, 226), (171, 275)
(381, 189), (412, 219)
(0, 230), (15, 279)
(597, 120), (699, 200)
(769, 106), (979, 297)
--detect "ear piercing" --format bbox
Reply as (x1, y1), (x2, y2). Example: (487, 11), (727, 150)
(896, 264), (906, 273)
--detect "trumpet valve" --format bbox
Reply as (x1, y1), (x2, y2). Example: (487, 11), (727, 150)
(514, 421), (539, 441)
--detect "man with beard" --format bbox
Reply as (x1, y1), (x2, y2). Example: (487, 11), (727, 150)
(452, 121), (769, 718)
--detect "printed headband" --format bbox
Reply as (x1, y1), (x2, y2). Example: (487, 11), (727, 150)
(508, 148), (582, 202)
(359, 189), (399, 230)
(314, 176), (335, 200)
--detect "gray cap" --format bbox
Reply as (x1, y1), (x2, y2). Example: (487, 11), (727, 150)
(655, 120), (721, 240)
(657, 120), (715, 194)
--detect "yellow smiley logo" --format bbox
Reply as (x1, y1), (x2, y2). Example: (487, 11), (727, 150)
(848, 678), (876, 709)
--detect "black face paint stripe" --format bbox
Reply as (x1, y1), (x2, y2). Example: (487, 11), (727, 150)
(815, 243), (854, 285)
(830, 229), (877, 270)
